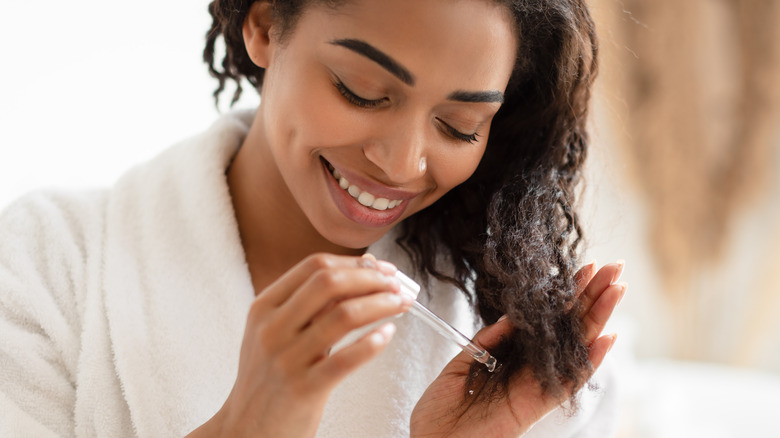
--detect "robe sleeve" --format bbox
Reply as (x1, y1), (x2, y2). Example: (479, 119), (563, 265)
(0, 192), (97, 437)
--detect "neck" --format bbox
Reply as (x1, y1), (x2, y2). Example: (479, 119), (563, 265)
(227, 112), (363, 293)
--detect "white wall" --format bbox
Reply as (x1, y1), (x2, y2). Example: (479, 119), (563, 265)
(0, 0), (258, 209)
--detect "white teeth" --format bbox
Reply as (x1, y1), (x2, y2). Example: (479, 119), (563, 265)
(372, 198), (389, 211)
(358, 192), (375, 207)
(328, 165), (403, 211)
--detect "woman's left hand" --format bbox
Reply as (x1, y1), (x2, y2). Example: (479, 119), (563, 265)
(410, 261), (626, 438)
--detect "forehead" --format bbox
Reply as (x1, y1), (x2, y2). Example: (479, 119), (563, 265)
(292, 0), (517, 91)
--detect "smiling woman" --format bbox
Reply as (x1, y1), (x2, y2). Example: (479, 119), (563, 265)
(0, 0), (623, 437)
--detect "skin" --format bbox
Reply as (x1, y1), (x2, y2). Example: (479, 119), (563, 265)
(188, 0), (624, 436)
(410, 261), (625, 437)
(227, 0), (515, 289)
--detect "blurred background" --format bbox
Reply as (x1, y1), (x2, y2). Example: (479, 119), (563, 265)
(1, 0), (779, 436)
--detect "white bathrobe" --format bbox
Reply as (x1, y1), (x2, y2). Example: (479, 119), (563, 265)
(0, 111), (618, 437)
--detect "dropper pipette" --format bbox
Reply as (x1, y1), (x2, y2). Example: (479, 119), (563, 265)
(395, 271), (498, 372)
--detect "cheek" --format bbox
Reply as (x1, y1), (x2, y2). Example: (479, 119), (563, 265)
(433, 146), (487, 190)
(286, 83), (368, 150)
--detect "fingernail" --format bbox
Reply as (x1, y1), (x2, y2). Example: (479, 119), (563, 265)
(358, 257), (377, 270)
(616, 282), (627, 305)
(384, 292), (403, 306)
(376, 260), (398, 275)
(607, 333), (618, 353)
(577, 260), (597, 280)
(372, 322), (396, 345)
(581, 261), (597, 279)
(398, 290), (415, 306)
(611, 260), (625, 285)
(385, 275), (401, 293)
(497, 314), (509, 323)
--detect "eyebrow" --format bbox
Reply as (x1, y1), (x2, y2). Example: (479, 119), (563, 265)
(329, 38), (504, 104)
(447, 90), (505, 104)
(329, 38), (415, 86)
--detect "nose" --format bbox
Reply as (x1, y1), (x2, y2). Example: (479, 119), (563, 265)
(362, 119), (428, 185)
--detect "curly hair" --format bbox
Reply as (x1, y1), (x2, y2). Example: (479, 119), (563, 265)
(204, 0), (598, 409)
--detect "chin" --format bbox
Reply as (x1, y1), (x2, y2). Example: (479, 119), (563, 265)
(313, 220), (391, 251)
(327, 230), (387, 251)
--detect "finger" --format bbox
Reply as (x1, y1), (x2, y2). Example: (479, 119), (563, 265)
(305, 256), (398, 325)
(275, 267), (401, 332)
(291, 291), (412, 363)
(578, 260), (624, 317)
(588, 333), (617, 371)
(574, 261), (597, 299)
(258, 253), (378, 308)
(309, 322), (397, 392)
(472, 315), (515, 350)
(583, 282), (626, 343)
(363, 253), (399, 277)
(361, 253), (377, 263)
(439, 315), (514, 369)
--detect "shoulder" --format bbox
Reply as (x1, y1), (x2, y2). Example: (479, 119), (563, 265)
(1, 189), (108, 265)
(0, 190), (110, 435)
(0, 189), (108, 323)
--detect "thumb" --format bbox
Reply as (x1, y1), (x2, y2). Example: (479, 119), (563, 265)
(472, 315), (514, 351)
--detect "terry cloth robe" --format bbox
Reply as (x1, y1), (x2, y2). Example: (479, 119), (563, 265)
(0, 110), (619, 437)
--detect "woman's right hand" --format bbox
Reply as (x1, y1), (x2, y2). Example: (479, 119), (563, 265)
(188, 253), (411, 438)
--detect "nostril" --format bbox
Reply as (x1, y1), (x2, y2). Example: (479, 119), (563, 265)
(362, 141), (426, 183)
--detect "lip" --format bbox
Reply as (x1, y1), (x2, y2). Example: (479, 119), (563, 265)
(320, 158), (414, 228)
(324, 158), (419, 202)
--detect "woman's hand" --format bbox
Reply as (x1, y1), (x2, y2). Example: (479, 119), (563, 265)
(410, 261), (626, 438)
(188, 253), (412, 438)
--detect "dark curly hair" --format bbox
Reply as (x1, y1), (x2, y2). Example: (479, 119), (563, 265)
(204, 0), (598, 410)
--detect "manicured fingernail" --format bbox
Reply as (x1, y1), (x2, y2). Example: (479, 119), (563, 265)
(372, 322), (396, 345)
(611, 260), (625, 285)
(376, 260), (398, 275)
(384, 275), (401, 293)
(358, 257), (377, 270)
(616, 282), (627, 305)
(607, 333), (618, 352)
(384, 292), (403, 306)
(397, 289), (415, 306)
(577, 261), (597, 279)
(582, 261), (597, 279)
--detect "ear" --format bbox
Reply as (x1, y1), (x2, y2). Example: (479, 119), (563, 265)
(243, 1), (276, 69)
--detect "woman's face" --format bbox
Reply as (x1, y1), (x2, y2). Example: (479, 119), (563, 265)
(253, 0), (516, 249)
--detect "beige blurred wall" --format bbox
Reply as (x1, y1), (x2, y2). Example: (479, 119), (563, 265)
(584, 0), (780, 371)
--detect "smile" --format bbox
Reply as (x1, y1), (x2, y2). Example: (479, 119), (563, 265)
(325, 163), (403, 211)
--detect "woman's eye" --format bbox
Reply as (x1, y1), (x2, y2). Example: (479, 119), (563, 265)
(333, 79), (387, 108)
(437, 118), (480, 144)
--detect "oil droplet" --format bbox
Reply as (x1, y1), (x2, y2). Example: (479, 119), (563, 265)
(485, 356), (498, 373)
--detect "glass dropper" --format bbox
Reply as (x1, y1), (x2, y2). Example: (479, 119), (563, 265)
(395, 270), (498, 372)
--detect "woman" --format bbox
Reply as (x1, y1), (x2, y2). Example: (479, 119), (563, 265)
(0, 0), (624, 436)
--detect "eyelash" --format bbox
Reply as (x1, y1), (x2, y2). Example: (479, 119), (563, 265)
(333, 79), (386, 108)
(333, 78), (481, 144)
(437, 120), (480, 144)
